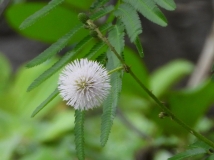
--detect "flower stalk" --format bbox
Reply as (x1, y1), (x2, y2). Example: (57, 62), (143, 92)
(108, 66), (124, 75)
(86, 19), (214, 149)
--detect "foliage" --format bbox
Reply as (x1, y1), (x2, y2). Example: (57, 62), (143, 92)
(168, 141), (213, 160)
(74, 110), (85, 160)
(3, 0), (214, 160)
(101, 23), (124, 146)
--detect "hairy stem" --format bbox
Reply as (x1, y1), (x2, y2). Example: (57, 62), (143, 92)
(87, 20), (214, 149)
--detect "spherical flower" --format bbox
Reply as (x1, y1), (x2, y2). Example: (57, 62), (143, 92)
(58, 58), (111, 110)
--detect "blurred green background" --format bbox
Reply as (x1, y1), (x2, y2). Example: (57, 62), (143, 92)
(1, 0), (214, 159)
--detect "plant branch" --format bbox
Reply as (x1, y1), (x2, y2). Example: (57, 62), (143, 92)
(87, 20), (214, 149)
(86, 19), (130, 72)
(129, 70), (214, 148)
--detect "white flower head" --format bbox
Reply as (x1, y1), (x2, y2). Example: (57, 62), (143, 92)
(58, 58), (111, 110)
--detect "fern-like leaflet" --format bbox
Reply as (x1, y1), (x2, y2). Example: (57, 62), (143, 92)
(90, 0), (110, 11)
(123, 0), (167, 26)
(27, 35), (91, 92)
(100, 23), (124, 146)
(85, 41), (106, 59)
(114, 3), (142, 42)
(153, 0), (176, 11)
(74, 110), (85, 160)
(25, 5), (114, 68)
(27, 22), (112, 92)
(26, 24), (83, 68)
(134, 36), (144, 57)
(90, 5), (114, 20)
(20, 0), (64, 29)
(31, 88), (59, 117)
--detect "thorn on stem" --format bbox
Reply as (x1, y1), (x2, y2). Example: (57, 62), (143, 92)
(78, 13), (89, 24)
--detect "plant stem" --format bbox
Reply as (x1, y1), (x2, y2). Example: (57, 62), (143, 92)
(129, 71), (214, 148)
(108, 66), (124, 75)
(86, 19), (130, 72)
(87, 20), (214, 149)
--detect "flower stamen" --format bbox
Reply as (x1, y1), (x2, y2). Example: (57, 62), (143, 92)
(58, 59), (111, 110)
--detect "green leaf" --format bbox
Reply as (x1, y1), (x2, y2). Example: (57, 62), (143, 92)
(120, 47), (149, 110)
(26, 24), (83, 68)
(168, 148), (207, 160)
(27, 36), (91, 92)
(134, 36), (144, 57)
(6, 2), (83, 43)
(39, 110), (74, 142)
(85, 41), (105, 59)
(114, 3), (142, 42)
(99, 22), (113, 31)
(27, 23), (112, 92)
(189, 141), (211, 150)
(95, 53), (108, 65)
(24, 6), (113, 68)
(90, 5), (115, 20)
(0, 57), (60, 117)
(171, 81), (214, 123)
(123, 0), (167, 26)
(100, 71), (122, 147)
(90, 0), (110, 10)
(31, 88), (59, 117)
(65, 0), (94, 10)
(20, 0), (64, 29)
(155, 80), (214, 136)
(154, 0), (176, 11)
(150, 60), (193, 97)
(26, 51), (74, 92)
(169, 141), (213, 160)
(100, 24), (124, 146)
(74, 110), (85, 160)
(107, 22), (125, 55)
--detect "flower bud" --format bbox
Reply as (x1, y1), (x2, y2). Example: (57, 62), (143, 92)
(78, 13), (89, 24)
(90, 30), (98, 38)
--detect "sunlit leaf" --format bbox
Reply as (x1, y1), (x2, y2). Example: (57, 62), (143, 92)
(20, 0), (64, 29)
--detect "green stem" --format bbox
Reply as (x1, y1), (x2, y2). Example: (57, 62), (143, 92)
(86, 19), (129, 72)
(108, 66), (124, 75)
(87, 20), (214, 149)
(129, 70), (214, 148)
